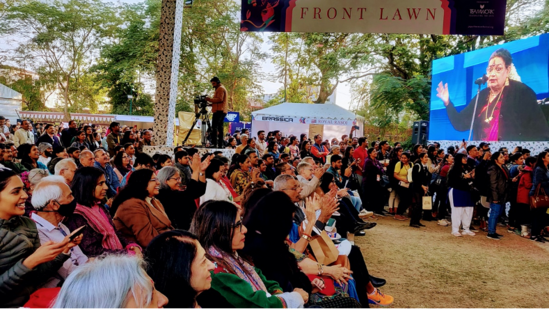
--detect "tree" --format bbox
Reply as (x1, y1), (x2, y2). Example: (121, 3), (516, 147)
(2, 0), (122, 117)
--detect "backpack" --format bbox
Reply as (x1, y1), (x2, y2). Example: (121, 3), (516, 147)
(407, 163), (420, 183)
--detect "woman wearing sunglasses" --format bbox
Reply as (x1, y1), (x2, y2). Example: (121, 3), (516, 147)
(190, 200), (308, 308)
(112, 169), (173, 248)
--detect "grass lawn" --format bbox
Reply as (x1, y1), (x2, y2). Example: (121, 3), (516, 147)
(357, 215), (549, 308)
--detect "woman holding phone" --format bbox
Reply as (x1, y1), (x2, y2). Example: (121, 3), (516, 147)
(0, 168), (77, 307)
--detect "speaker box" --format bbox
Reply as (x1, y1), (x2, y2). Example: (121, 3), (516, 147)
(412, 121), (429, 145)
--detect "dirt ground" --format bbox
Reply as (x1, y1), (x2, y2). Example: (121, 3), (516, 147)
(356, 215), (549, 308)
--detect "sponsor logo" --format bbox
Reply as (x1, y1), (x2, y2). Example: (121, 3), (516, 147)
(263, 116), (294, 122)
(225, 113), (238, 122)
(470, 4), (494, 15)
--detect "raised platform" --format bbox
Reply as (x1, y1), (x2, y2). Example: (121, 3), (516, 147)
(143, 145), (236, 159)
(432, 140), (549, 153)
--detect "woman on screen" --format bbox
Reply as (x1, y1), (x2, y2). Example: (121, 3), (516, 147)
(436, 48), (549, 141)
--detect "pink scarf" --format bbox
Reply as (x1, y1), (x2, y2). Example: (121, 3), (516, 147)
(74, 203), (123, 250)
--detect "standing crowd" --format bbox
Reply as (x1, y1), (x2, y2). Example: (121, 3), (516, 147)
(1, 116), (547, 308)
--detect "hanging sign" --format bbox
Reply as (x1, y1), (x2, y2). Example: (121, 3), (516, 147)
(241, 0), (506, 35)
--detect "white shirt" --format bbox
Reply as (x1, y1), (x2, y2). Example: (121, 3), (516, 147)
(199, 179), (233, 205)
(38, 156), (51, 166)
(30, 213), (88, 288)
(256, 139), (267, 156)
(13, 128), (34, 147)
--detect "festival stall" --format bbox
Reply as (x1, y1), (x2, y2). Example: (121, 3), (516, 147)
(251, 103), (364, 141)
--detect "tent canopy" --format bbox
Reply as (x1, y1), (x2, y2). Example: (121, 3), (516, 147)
(251, 102), (364, 122)
(250, 103), (364, 141)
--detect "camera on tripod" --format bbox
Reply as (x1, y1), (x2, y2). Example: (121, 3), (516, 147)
(194, 95), (209, 114)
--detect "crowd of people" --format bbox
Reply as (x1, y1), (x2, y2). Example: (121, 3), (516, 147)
(1, 116), (548, 308)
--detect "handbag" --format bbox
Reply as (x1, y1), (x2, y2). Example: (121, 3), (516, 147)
(309, 230), (339, 265)
(306, 275), (336, 296)
(422, 194), (432, 210)
(530, 184), (549, 209)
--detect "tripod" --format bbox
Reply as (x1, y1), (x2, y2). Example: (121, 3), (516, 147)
(181, 108), (211, 147)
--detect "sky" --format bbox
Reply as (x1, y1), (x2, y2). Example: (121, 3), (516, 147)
(0, 0), (355, 110)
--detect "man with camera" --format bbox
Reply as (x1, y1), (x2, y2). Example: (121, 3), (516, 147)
(205, 76), (228, 148)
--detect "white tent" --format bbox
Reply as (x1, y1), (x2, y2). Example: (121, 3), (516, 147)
(251, 103), (364, 141)
(0, 84), (23, 122)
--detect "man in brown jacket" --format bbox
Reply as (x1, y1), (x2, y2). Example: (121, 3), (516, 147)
(205, 76), (228, 148)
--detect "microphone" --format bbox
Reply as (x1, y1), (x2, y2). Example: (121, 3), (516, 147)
(474, 74), (488, 85)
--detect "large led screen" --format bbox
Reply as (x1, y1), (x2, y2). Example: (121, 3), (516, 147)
(429, 34), (549, 142)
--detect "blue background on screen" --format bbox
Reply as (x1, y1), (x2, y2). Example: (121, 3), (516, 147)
(429, 34), (549, 141)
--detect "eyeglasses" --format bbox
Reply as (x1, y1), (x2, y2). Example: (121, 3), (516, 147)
(232, 216), (244, 232)
(282, 186), (300, 191)
(486, 64), (505, 74)
(169, 177), (181, 181)
(149, 178), (160, 183)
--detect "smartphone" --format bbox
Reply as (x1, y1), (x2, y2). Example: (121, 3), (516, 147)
(462, 139), (465, 142)
(353, 125), (360, 130)
(69, 225), (86, 241)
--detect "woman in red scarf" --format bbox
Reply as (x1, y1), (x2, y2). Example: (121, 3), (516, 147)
(66, 167), (140, 257)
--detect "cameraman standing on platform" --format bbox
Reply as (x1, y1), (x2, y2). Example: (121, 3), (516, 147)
(205, 76), (228, 148)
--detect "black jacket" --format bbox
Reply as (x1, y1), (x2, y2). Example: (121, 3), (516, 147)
(0, 216), (69, 307)
(487, 164), (510, 203)
(411, 163), (431, 193)
(446, 80), (549, 141)
(473, 160), (492, 196)
(60, 128), (78, 148)
(156, 179), (207, 230)
(447, 166), (472, 192)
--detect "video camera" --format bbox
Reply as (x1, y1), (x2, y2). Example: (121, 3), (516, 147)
(194, 95), (209, 114)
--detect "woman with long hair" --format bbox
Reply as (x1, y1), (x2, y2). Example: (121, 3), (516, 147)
(267, 141), (280, 161)
(113, 151), (131, 183)
(190, 200), (308, 308)
(393, 152), (412, 221)
(434, 154), (454, 226)
(145, 230), (217, 308)
(486, 151), (510, 240)
(121, 131), (135, 146)
(363, 148), (386, 216)
(226, 137), (237, 149)
(230, 154), (260, 196)
(300, 140), (312, 160)
(387, 146), (403, 215)
(155, 154), (173, 171)
(242, 191), (364, 308)
(0, 169), (75, 307)
(410, 144), (424, 163)
(18, 143), (47, 170)
(447, 153), (475, 237)
(83, 125), (97, 151)
(70, 130), (89, 149)
(200, 159), (237, 205)
(67, 167), (140, 257)
(112, 169), (173, 248)
(288, 136), (300, 160)
(410, 153), (431, 228)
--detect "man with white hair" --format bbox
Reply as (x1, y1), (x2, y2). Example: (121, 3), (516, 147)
(235, 134), (248, 154)
(79, 150), (95, 167)
(296, 161), (323, 199)
(29, 176), (88, 288)
(55, 158), (78, 185)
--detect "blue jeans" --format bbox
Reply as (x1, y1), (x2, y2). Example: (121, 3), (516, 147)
(488, 203), (503, 234)
(350, 195), (362, 212)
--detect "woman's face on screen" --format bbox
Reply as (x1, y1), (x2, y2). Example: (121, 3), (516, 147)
(487, 56), (510, 91)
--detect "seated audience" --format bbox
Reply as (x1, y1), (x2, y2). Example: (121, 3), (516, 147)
(52, 255), (168, 308)
(29, 175), (87, 288)
(0, 169), (74, 307)
(190, 200), (308, 308)
(157, 163), (207, 230)
(112, 169), (173, 248)
(67, 167), (140, 257)
(145, 230), (222, 308)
